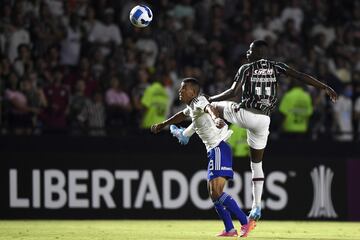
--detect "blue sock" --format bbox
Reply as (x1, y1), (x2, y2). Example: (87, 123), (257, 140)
(218, 192), (248, 225)
(214, 201), (234, 232)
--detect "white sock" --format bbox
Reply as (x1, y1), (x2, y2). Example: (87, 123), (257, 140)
(251, 161), (264, 209)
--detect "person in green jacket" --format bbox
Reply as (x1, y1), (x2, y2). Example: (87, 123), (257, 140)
(279, 83), (313, 136)
(141, 79), (170, 129)
(227, 124), (250, 157)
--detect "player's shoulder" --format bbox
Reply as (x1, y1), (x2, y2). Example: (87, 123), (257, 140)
(236, 63), (252, 75)
(190, 95), (209, 108)
(196, 94), (209, 102)
(238, 63), (252, 70)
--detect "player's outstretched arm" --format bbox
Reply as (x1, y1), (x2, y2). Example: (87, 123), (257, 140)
(151, 111), (187, 134)
(286, 67), (338, 102)
(183, 123), (195, 137)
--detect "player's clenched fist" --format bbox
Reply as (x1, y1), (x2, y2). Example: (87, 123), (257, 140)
(214, 118), (225, 128)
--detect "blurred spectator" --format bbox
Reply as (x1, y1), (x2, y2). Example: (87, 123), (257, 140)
(46, 45), (61, 70)
(22, 76), (47, 134)
(78, 91), (106, 136)
(140, 77), (170, 129)
(32, 3), (62, 58)
(279, 83), (313, 139)
(206, 67), (231, 97)
(68, 79), (90, 135)
(332, 83), (353, 141)
(170, 0), (195, 20)
(42, 69), (69, 133)
(88, 8), (122, 56)
(45, 0), (64, 17)
(82, 6), (97, 37)
(60, 13), (82, 67)
(311, 20), (336, 48)
(105, 76), (132, 129)
(280, 0), (304, 33)
(6, 14), (31, 63)
(227, 124), (250, 157)
(354, 92), (360, 140)
(13, 44), (32, 77)
(3, 73), (38, 135)
(135, 27), (158, 68)
(131, 68), (150, 125)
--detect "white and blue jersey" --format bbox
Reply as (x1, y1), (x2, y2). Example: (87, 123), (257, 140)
(182, 95), (234, 180)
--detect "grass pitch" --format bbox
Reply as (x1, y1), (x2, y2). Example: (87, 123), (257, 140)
(0, 220), (359, 240)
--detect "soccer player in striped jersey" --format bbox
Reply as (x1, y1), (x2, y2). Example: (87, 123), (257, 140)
(151, 78), (253, 237)
(207, 40), (338, 227)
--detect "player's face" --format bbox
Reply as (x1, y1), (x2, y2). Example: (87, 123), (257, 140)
(178, 82), (194, 104)
(246, 43), (254, 61)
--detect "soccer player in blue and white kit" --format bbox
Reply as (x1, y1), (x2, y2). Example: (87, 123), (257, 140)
(151, 78), (252, 237)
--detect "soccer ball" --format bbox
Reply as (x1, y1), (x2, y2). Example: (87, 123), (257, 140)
(129, 5), (153, 28)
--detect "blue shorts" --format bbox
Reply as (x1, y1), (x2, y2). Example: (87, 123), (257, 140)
(207, 141), (234, 181)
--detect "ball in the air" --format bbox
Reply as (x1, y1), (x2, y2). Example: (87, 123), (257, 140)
(129, 5), (153, 28)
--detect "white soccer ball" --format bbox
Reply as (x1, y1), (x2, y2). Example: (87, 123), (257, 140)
(129, 5), (153, 28)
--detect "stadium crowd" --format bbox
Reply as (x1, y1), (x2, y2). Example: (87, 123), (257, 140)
(0, 0), (359, 140)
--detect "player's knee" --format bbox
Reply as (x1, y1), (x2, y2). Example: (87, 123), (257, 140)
(251, 158), (262, 163)
(210, 189), (223, 200)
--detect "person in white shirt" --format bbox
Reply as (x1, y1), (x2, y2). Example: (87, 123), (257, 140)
(7, 15), (30, 63)
(88, 8), (122, 56)
(60, 13), (82, 66)
(151, 78), (252, 238)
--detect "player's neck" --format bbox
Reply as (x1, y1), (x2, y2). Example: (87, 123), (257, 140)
(187, 95), (199, 105)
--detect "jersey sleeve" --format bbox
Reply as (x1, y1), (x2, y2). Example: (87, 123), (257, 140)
(194, 95), (210, 111)
(182, 107), (191, 116)
(274, 62), (289, 75)
(233, 64), (250, 83)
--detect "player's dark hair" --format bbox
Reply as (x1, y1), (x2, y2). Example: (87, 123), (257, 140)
(252, 40), (268, 48)
(251, 40), (269, 59)
(182, 77), (200, 94)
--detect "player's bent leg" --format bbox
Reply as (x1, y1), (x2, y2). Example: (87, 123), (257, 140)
(208, 142), (253, 237)
(210, 179), (248, 226)
(209, 178), (236, 236)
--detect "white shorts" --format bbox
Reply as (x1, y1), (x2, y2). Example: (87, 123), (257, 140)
(213, 101), (270, 149)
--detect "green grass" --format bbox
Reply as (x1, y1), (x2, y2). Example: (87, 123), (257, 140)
(0, 220), (360, 240)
